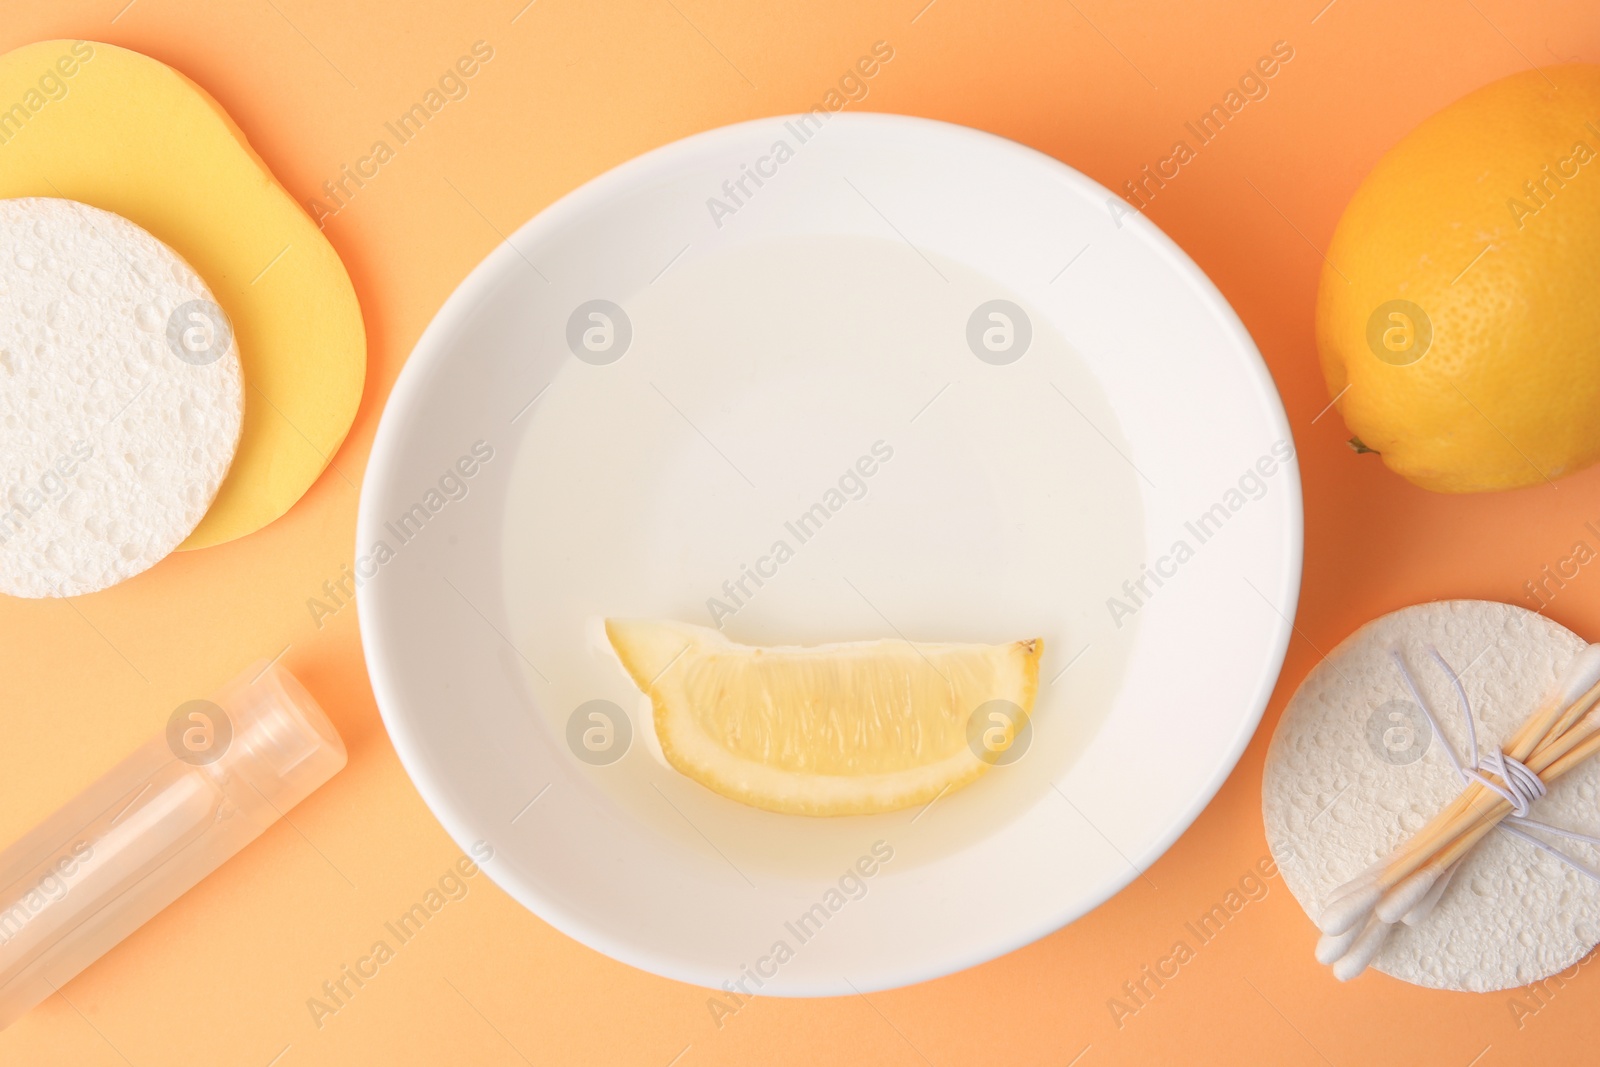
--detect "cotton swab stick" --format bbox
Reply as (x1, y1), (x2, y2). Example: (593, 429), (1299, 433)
(1531, 720), (1600, 787)
(1530, 706), (1600, 774)
(1331, 916), (1391, 982)
(1507, 646), (1600, 761)
(1540, 672), (1600, 747)
(1375, 864), (1443, 923)
(1400, 859), (1458, 926)
(1319, 882), (1383, 937)
(1315, 924), (1362, 965)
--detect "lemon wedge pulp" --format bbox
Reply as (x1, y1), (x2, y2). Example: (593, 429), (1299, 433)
(605, 619), (1043, 816)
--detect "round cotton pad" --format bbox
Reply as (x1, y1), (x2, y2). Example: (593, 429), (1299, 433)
(0, 197), (243, 597)
(1263, 600), (1600, 991)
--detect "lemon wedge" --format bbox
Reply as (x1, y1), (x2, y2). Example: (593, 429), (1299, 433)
(606, 619), (1043, 816)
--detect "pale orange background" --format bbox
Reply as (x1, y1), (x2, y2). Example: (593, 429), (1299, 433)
(2, 0), (1599, 1063)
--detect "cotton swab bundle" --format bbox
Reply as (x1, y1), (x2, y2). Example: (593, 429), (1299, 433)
(1315, 644), (1600, 980)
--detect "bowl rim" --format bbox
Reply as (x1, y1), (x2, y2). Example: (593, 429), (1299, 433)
(357, 110), (1304, 995)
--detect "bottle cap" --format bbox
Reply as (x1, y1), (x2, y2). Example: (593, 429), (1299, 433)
(209, 662), (347, 812)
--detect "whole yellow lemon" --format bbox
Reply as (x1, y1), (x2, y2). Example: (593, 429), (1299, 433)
(1316, 64), (1600, 493)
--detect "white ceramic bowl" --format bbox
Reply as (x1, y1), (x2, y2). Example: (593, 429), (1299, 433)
(358, 113), (1301, 994)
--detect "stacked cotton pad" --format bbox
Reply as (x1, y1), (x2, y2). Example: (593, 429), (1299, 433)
(0, 198), (243, 597)
(1263, 600), (1600, 991)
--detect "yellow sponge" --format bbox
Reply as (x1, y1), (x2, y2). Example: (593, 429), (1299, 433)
(0, 40), (365, 549)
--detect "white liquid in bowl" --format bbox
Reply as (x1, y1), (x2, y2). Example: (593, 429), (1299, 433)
(501, 234), (1145, 880)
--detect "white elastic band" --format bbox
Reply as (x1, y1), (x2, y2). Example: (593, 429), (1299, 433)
(1500, 823), (1600, 883)
(1470, 749), (1546, 817)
